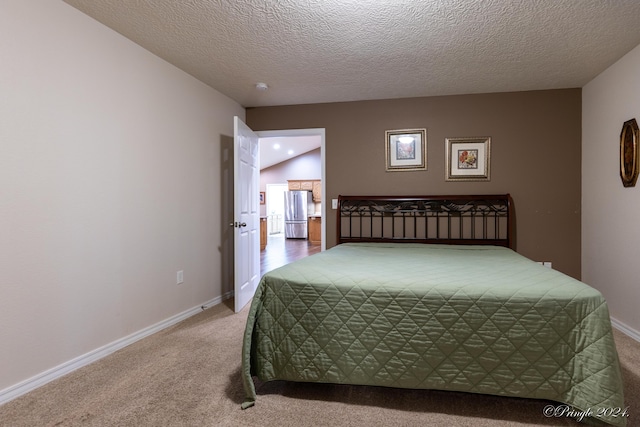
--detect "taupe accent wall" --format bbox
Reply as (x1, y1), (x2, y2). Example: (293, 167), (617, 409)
(247, 89), (582, 278)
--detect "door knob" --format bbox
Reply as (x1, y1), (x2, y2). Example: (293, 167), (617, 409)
(232, 222), (247, 228)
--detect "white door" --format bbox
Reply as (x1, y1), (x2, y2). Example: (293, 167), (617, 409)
(233, 117), (260, 313)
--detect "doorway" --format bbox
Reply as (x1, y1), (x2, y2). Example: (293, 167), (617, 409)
(257, 128), (325, 275)
(258, 128), (326, 251)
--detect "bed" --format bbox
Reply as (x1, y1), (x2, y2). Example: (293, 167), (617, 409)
(241, 194), (626, 426)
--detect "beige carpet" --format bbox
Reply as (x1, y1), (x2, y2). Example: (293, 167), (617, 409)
(1, 299), (638, 427)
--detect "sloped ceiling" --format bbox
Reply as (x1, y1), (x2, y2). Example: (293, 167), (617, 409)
(260, 135), (321, 170)
(63, 0), (640, 108)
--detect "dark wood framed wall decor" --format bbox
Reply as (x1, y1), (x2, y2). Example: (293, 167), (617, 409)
(620, 118), (639, 187)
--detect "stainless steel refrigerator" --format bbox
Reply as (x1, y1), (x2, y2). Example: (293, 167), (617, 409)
(284, 191), (312, 239)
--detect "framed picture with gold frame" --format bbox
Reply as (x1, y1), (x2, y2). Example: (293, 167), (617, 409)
(620, 118), (639, 187)
(445, 137), (491, 181)
(385, 129), (427, 172)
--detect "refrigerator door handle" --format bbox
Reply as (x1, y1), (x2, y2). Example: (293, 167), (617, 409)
(293, 193), (298, 218)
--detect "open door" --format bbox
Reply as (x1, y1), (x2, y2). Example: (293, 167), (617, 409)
(233, 117), (260, 312)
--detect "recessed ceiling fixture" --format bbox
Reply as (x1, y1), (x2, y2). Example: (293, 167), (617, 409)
(287, 149), (294, 155)
(273, 143), (280, 149)
(255, 82), (269, 91)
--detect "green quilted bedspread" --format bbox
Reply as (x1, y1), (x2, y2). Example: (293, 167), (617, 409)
(241, 243), (626, 426)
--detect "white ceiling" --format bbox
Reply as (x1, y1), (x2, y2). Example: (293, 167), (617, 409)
(63, 0), (640, 109)
(259, 135), (321, 170)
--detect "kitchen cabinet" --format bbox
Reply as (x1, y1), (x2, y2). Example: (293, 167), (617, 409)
(288, 179), (322, 202)
(308, 216), (321, 245)
(260, 217), (267, 250)
(288, 180), (301, 190)
(288, 179), (314, 190)
(311, 180), (321, 202)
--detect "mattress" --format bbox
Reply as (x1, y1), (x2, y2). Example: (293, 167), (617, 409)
(241, 243), (626, 426)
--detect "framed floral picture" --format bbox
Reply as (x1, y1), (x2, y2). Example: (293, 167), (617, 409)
(385, 129), (427, 172)
(445, 137), (491, 181)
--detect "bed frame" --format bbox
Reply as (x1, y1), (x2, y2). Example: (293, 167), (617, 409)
(245, 193), (627, 426)
(337, 194), (513, 249)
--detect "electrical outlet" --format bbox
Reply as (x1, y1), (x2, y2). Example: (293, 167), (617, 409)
(543, 262), (552, 269)
(177, 270), (184, 284)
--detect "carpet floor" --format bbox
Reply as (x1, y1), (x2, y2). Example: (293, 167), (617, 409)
(1, 299), (638, 426)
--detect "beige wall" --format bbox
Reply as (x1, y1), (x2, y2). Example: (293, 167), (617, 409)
(0, 0), (244, 396)
(583, 43), (640, 337)
(260, 148), (321, 216)
(247, 89), (582, 278)
(260, 148), (321, 187)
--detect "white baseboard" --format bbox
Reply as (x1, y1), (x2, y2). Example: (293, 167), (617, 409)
(1, 293), (633, 407)
(610, 316), (640, 343)
(0, 291), (233, 406)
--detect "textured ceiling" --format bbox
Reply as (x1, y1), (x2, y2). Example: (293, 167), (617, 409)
(63, 0), (640, 108)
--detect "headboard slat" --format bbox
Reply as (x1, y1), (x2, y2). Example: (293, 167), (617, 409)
(337, 194), (514, 248)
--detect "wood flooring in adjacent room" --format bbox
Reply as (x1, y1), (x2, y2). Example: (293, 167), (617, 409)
(260, 234), (321, 275)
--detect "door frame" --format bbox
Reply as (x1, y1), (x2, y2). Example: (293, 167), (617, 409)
(257, 128), (326, 251)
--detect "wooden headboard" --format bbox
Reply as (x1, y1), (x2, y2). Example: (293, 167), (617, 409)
(337, 194), (514, 248)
